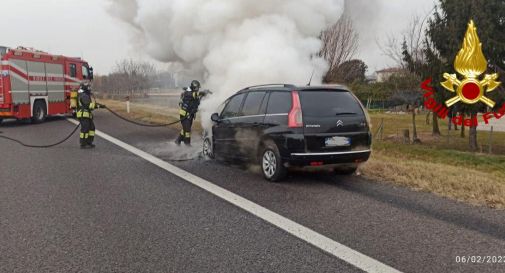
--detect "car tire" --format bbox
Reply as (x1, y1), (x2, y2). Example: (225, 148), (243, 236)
(334, 165), (358, 175)
(31, 101), (47, 124)
(260, 140), (287, 182)
(202, 137), (215, 159)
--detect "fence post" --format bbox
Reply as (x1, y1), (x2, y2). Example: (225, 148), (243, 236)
(126, 96), (130, 113)
(489, 126), (494, 154)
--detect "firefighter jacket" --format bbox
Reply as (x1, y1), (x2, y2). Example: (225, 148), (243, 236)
(77, 91), (97, 119)
(179, 90), (201, 118)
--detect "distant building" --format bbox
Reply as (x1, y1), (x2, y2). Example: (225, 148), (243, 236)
(375, 67), (404, 82)
(365, 74), (377, 83)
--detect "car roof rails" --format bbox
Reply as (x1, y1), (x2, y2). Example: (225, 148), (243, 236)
(243, 84), (296, 90)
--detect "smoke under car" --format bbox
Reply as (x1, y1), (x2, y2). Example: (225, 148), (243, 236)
(202, 84), (372, 182)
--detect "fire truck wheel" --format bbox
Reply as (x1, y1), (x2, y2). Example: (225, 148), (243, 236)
(31, 100), (47, 124)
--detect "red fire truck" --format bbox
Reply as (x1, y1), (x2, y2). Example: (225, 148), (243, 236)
(0, 46), (93, 124)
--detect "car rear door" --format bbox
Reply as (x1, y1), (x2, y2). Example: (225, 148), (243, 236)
(213, 93), (246, 158)
(299, 90), (370, 153)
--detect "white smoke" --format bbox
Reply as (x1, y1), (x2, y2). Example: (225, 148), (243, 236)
(108, 0), (344, 129)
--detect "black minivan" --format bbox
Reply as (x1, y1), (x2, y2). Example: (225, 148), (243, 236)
(203, 84), (372, 181)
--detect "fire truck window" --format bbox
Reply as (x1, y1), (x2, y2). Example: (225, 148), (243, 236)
(82, 65), (89, 79)
(70, 64), (77, 78)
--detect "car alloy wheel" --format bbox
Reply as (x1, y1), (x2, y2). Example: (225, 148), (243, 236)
(202, 137), (214, 159)
(262, 150), (277, 179)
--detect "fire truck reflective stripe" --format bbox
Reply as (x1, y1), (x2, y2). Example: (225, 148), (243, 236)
(1, 61), (8, 65)
(9, 62), (28, 75)
(65, 75), (81, 83)
(10, 90), (29, 93)
(29, 72), (46, 77)
(10, 71), (28, 84)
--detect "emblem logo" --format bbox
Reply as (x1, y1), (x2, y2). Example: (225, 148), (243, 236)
(441, 20), (501, 108)
(336, 120), (344, 127)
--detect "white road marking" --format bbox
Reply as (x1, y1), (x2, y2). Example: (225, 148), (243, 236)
(67, 118), (402, 273)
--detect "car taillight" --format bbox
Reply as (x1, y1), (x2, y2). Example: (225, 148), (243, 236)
(288, 91), (303, 128)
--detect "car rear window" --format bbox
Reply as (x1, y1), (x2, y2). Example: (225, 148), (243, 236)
(300, 90), (363, 117)
(266, 92), (291, 114)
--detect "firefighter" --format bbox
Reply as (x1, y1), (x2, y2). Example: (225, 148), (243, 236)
(77, 83), (104, 149)
(175, 80), (202, 146)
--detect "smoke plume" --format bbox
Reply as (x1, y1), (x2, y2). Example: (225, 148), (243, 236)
(108, 0), (344, 128)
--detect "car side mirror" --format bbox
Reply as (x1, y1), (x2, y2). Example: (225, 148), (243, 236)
(211, 113), (220, 123)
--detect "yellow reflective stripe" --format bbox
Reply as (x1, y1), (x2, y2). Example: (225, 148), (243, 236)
(185, 132), (191, 138)
(80, 133), (85, 138)
(179, 109), (187, 116)
(180, 130), (184, 136)
(89, 131), (95, 136)
(77, 111), (91, 118)
(90, 102), (96, 110)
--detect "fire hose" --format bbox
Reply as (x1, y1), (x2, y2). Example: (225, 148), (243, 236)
(0, 94), (205, 150)
(0, 122), (81, 148)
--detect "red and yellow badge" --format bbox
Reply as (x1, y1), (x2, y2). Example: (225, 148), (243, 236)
(441, 20), (501, 108)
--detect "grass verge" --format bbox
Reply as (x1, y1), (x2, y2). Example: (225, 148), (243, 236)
(362, 112), (505, 209)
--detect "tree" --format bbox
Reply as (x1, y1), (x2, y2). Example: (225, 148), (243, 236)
(426, 0), (505, 151)
(320, 16), (359, 83)
(387, 71), (423, 143)
(329, 59), (367, 84)
(94, 59), (157, 96)
(380, 15), (432, 140)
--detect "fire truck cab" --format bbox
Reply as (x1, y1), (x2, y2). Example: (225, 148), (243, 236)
(0, 46), (93, 124)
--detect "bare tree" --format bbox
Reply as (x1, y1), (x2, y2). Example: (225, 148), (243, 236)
(319, 16), (359, 83)
(95, 59), (157, 96)
(378, 15), (427, 69)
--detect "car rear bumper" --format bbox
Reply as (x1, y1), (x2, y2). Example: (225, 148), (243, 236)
(285, 149), (371, 166)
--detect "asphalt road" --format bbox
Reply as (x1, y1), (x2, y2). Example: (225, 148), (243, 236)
(1, 112), (505, 273)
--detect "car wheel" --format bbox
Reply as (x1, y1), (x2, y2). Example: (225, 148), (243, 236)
(260, 140), (287, 182)
(334, 165), (358, 175)
(202, 137), (215, 159)
(31, 101), (47, 124)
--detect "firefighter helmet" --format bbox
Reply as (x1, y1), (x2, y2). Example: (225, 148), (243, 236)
(79, 82), (92, 94)
(190, 80), (201, 91)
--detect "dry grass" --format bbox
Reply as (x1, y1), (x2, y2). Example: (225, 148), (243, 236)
(97, 98), (203, 131)
(363, 112), (505, 209)
(361, 150), (505, 208)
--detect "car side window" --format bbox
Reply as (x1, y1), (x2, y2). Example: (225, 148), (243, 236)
(221, 93), (246, 119)
(266, 92), (291, 114)
(241, 91), (266, 116)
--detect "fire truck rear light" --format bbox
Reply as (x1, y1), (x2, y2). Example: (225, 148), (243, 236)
(288, 91), (303, 128)
(310, 162), (324, 166)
